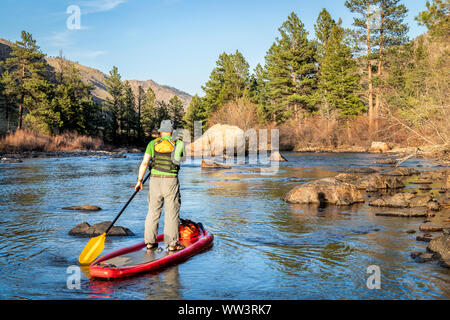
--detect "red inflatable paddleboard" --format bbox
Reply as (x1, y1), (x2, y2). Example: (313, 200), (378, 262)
(89, 223), (213, 279)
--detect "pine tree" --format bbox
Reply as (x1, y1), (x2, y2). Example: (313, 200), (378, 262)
(122, 81), (137, 141)
(373, 0), (409, 127)
(319, 22), (365, 117)
(416, 0), (450, 38)
(345, 0), (379, 131)
(202, 50), (250, 118)
(136, 85), (145, 140)
(104, 66), (124, 143)
(140, 87), (157, 138)
(183, 95), (208, 134)
(51, 60), (100, 135)
(262, 12), (318, 122)
(315, 8), (337, 59)
(0, 31), (50, 129)
(168, 95), (185, 129)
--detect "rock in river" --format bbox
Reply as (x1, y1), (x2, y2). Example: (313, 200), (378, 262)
(369, 193), (432, 208)
(335, 173), (404, 190)
(281, 178), (364, 206)
(62, 204), (102, 211)
(201, 160), (231, 169)
(69, 221), (135, 237)
(427, 234), (450, 268)
(268, 151), (287, 162)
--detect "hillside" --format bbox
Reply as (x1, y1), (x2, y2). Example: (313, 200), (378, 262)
(0, 38), (192, 109)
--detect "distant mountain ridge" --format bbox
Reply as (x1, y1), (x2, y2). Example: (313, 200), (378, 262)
(0, 37), (192, 109)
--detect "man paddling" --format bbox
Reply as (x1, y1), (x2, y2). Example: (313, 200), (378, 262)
(135, 120), (185, 251)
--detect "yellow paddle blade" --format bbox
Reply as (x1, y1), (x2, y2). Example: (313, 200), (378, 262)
(78, 233), (106, 265)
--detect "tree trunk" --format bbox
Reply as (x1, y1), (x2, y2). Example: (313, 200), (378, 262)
(375, 24), (384, 136)
(18, 103), (23, 130)
(367, 23), (374, 135)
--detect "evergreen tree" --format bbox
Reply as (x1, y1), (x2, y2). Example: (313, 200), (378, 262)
(51, 60), (100, 135)
(104, 66), (124, 143)
(416, 0), (450, 38)
(319, 22), (365, 117)
(122, 81), (137, 141)
(0, 31), (50, 129)
(183, 95), (208, 134)
(168, 95), (185, 129)
(373, 0), (409, 124)
(136, 85), (145, 140)
(262, 12), (318, 122)
(201, 50), (250, 118)
(345, 0), (380, 131)
(140, 87), (157, 138)
(315, 8), (337, 59)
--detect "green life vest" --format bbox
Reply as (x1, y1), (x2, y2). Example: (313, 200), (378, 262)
(151, 137), (180, 174)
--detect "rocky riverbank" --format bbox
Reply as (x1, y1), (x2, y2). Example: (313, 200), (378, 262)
(282, 160), (450, 268)
(0, 147), (143, 162)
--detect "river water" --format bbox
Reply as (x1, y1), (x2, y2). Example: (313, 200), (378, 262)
(0, 152), (449, 300)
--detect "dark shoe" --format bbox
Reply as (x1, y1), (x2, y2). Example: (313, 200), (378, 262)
(168, 243), (185, 251)
(146, 243), (158, 250)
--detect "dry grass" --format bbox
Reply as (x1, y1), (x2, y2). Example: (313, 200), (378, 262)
(0, 130), (104, 152)
(208, 98), (259, 131)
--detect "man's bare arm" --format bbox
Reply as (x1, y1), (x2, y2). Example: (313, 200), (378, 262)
(135, 153), (151, 191)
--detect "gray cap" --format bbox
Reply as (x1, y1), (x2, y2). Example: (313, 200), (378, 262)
(158, 119), (173, 132)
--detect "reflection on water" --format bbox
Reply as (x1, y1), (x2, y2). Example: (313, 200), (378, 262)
(0, 152), (449, 299)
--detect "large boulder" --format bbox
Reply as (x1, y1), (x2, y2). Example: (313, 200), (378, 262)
(185, 124), (245, 157)
(368, 142), (390, 153)
(69, 221), (134, 237)
(427, 234), (450, 268)
(281, 178), (364, 206)
(268, 151), (287, 162)
(335, 173), (404, 190)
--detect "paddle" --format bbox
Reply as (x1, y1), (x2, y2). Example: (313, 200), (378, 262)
(78, 172), (151, 265)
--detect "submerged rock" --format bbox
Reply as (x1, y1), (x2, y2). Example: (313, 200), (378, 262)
(411, 251), (435, 263)
(62, 204), (102, 211)
(201, 160), (231, 169)
(375, 210), (427, 217)
(281, 178), (364, 206)
(1, 157), (23, 163)
(69, 221), (134, 237)
(416, 233), (434, 242)
(382, 167), (420, 176)
(374, 158), (397, 165)
(344, 167), (379, 174)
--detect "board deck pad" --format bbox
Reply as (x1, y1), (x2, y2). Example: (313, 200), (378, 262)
(100, 248), (169, 267)
(98, 238), (195, 268)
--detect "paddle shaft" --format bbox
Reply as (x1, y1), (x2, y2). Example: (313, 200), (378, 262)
(105, 172), (151, 234)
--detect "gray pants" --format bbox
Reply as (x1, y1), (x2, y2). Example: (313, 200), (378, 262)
(144, 176), (181, 247)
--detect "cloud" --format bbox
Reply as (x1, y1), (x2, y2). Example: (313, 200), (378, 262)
(81, 0), (127, 14)
(46, 31), (75, 48)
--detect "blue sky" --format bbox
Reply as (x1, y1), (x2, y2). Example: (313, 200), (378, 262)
(0, 0), (428, 96)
